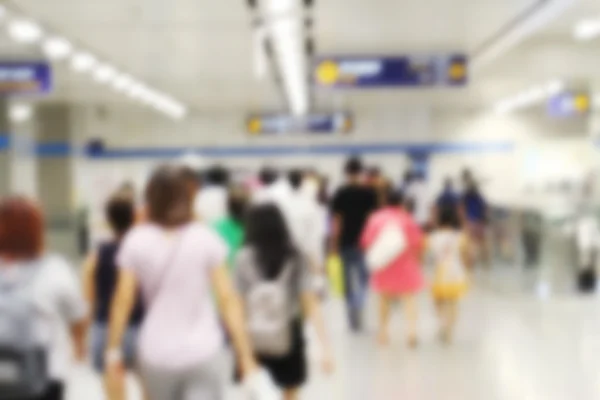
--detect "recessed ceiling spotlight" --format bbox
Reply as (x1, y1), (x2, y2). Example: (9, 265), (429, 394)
(43, 37), (73, 60)
(9, 103), (34, 123)
(71, 52), (97, 72)
(574, 19), (600, 41)
(8, 19), (43, 43)
(93, 64), (117, 83)
(112, 74), (134, 92)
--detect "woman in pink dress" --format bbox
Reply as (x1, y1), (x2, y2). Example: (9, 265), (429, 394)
(361, 190), (425, 347)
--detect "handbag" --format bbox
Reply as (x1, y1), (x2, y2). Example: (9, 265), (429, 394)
(365, 222), (407, 272)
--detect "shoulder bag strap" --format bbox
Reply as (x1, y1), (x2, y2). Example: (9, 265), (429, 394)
(148, 228), (188, 305)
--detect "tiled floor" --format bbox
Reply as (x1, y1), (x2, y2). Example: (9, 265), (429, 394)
(66, 285), (600, 399)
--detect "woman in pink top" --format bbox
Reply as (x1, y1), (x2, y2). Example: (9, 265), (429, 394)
(361, 190), (424, 348)
(104, 165), (265, 400)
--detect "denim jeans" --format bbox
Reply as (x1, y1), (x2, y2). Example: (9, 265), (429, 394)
(340, 247), (369, 330)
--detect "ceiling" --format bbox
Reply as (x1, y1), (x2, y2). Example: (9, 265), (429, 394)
(6, 0), (600, 114)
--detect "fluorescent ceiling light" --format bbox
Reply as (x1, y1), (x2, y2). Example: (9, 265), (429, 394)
(93, 64), (117, 83)
(270, 17), (308, 116)
(573, 19), (600, 41)
(473, 0), (575, 71)
(9, 104), (33, 123)
(8, 19), (43, 43)
(112, 74), (134, 92)
(71, 52), (97, 72)
(546, 80), (564, 95)
(493, 79), (563, 114)
(43, 37), (72, 60)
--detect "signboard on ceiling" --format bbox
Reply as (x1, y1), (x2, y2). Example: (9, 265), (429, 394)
(547, 92), (590, 118)
(246, 112), (353, 135)
(0, 62), (52, 95)
(313, 54), (467, 88)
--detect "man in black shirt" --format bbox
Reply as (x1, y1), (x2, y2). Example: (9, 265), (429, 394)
(330, 157), (378, 331)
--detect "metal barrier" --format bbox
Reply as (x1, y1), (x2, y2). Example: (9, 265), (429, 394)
(486, 206), (579, 295)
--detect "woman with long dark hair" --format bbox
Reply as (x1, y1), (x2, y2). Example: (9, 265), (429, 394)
(235, 204), (333, 400)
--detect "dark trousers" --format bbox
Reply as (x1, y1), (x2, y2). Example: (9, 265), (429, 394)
(340, 247), (369, 331)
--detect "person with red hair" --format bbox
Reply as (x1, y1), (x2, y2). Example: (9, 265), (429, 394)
(0, 196), (87, 400)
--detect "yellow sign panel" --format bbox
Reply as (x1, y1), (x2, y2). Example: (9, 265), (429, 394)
(316, 60), (340, 86)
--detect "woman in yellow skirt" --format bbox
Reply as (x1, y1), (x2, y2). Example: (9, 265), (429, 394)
(428, 205), (472, 344)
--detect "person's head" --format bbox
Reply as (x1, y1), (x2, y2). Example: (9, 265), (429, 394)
(105, 196), (135, 238)
(384, 189), (405, 208)
(437, 205), (461, 230)
(344, 157), (364, 181)
(403, 170), (414, 184)
(227, 186), (248, 223)
(180, 166), (201, 196)
(245, 204), (295, 279)
(117, 181), (136, 201)
(443, 177), (454, 192)
(259, 167), (279, 186)
(366, 166), (381, 186)
(0, 196), (44, 262)
(145, 165), (194, 227)
(287, 169), (304, 191)
(204, 165), (229, 187)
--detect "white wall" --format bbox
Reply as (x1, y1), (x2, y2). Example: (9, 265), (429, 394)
(69, 104), (595, 208)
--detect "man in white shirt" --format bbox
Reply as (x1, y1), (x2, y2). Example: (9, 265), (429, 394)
(253, 168), (323, 270)
(194, 166), (229, 224)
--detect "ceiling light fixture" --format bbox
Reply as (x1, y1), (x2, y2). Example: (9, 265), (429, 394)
(494, 80), (564, 114)
(2, 5), (188, 120)
(43, 37), (73, 60)
(8, 19), (43, 43)
(71, 52), (97, 72)
(473, 0), (575, 71)
(93, 64), (117, 83)
(9, 103), (34, 124)
(112, 74), (134, 92)
(271, 18), (308, 116)
(573, 19), (600, 41)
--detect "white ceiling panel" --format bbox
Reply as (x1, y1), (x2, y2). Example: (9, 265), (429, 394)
(4, 0), (595, 113)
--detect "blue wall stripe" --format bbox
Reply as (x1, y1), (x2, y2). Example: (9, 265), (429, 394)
(87, 141), (515, 159)
(0, 138), (516, 158)
(0, 134), (9, 151)
(36, 141), (72, 158)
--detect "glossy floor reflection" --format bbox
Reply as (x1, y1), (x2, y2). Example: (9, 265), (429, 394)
(67, 286), (600, 400)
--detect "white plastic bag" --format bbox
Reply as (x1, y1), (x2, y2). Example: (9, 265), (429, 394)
(243, 368), (282, 400)
(365, 223), (407, 272)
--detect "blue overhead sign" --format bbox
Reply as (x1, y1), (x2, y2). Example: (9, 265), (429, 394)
(0, 62), (52, 95)
(247, 112), (353, 135)
(547, 92), (590, 118)
(314, 54), (467, 88)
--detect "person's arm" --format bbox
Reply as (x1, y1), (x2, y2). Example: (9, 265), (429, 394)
(460, 234), (474, 271)
(301, 291), (334, 374)
(81, 251), (98, 330)
(55, 257), (88, 362)
(212, 265), (258, 378)
(106, 269), (137, 363)
(328, 191), (343, 255)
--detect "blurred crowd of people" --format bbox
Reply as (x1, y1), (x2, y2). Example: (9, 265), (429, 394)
(0, 156), (490, 400)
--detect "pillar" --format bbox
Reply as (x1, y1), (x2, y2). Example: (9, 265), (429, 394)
(35, 104), (78, 259)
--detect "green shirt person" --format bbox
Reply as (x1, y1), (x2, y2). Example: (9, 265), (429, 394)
(213, 186), (248, 270)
